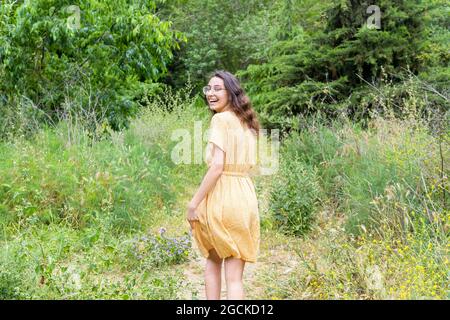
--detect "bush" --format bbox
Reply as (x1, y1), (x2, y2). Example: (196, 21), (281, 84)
(239, 0), (449, 131)
(0, 118), (177, 232)
(0, 0), (186, 130)
(269, 156), (321, 236)
(0, 265), (27, 299)
(158, 0), (275, 88)
(130, 228), (191, 267)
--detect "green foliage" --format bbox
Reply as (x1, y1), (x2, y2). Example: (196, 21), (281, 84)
(417, 0), (450, 87)
(0, 87), (447, 299)
(2, 0), (447, 132)
(0, 0), (186, 129)
(158, 0), (276, 88)
(0, 264), (27, 299)
(129, 229), (191, 267)
(269, 154), (321, 236)
(0, 224), (184, 299)
(275, 102), (449, 237)
(0, 93), (206, 299)
(0, 0), (448, 300)
(239, 0), (449, 131)
(0, 118), (177, 233)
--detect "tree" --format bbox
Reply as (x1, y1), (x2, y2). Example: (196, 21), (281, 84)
(157, 0), (275, 89)
(238, 0), (449, 131)
(0, 0), (186, 129)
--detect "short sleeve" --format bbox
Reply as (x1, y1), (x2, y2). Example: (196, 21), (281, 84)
(208, 114), (227, 152)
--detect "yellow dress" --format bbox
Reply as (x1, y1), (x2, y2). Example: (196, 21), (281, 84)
(193, 110), (260, 263)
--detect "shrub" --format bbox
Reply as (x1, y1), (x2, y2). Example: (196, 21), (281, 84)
(0, 264), (27, 299)
(0, 0), (186, 130)
(238, 0), (449, 130)
(269, 157), (321, 236)
(130, 228), (191, 267)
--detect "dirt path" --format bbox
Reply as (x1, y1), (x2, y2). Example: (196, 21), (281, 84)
(179, 230), (301, 300)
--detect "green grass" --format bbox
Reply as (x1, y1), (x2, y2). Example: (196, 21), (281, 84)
(258, 111), (449, 300)
(0, 89), (208, 299)
(0, 88), (448, 299)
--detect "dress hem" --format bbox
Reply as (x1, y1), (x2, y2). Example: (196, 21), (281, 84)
(201, 250), (258, 263)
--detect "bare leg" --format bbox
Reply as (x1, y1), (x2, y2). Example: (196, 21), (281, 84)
(205, 249), (223, 300)
(224, 257), (246, 300)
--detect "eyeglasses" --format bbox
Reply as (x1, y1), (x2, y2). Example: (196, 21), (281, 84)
(202, 85), (225, 95)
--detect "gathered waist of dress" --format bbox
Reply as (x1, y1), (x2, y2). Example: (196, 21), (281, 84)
(221, 170), (249, 177)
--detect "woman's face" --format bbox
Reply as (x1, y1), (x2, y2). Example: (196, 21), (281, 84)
(205, 77), (230, 113)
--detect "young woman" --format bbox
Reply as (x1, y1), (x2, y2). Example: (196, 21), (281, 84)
(186, 70), (261, 300)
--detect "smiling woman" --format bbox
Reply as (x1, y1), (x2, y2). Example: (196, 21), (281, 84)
(204, 80), (229, 113)
(204, 71), (260, 133)
(186, 70), (261, 300)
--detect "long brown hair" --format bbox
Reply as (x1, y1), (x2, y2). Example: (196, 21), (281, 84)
(207, 70), (260, 135)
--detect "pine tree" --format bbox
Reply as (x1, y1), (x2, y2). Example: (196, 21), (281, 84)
(239, 0), (447, 131)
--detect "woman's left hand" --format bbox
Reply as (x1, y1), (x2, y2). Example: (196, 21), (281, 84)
(186, 203), (199, 230)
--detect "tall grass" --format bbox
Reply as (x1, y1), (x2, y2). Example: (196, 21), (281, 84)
(262, 81), (449, 299)
(0, 85), (210, 299)
(0, 81), (448, 299)
(268, 80), (449, 236)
